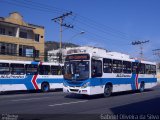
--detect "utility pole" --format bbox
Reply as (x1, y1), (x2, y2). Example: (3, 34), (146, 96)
(153, 49), (160, 58)
(52, 11), (74, 50)
(153, 49), (160, 72)
(131, 40), (149, 60)
(52, 11), (73, 63)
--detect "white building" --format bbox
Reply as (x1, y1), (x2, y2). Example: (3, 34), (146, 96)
(47, 46), (108, 63)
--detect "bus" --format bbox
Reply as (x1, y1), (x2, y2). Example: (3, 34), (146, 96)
(63, 47), (157, 97)
(0, 60), (64, 92)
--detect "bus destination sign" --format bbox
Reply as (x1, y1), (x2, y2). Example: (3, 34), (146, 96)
(66, 54), (90, 61)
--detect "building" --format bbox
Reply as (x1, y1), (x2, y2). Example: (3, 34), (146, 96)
(48, 48), (70, 63)
(0, 12), (44, 61)
(47, 46), (108, 63)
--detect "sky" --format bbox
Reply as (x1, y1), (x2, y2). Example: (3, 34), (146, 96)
(0, 0), (160, 61)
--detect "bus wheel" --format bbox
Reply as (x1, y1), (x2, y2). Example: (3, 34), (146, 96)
(41, 82), (50, 92)
(139, 82), (145, 92)
(103, 84), (112, 97)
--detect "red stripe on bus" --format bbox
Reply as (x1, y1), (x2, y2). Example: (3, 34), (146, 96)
(32, 75), (39, 90)
(135, 74), (139, 89)
(32, 62), (42, 90)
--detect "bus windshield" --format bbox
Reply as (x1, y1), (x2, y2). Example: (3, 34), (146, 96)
(64, 61), (89, 80)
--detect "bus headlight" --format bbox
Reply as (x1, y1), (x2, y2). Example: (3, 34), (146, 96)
(82, 82), (90, 88)
(63, 82), (68, 87)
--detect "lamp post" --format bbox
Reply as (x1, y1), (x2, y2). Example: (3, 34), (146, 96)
(66, 31), (85, 46)
(58, 31), (85, 63)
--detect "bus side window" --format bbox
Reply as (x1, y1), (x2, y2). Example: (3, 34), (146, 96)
(51, 66), (62, 75)
(145, 64), (151, 74)
(11, 63), (25, 75)
(150, 65), (156, 74)
(139, 63), (145, 74)
(123, 61), (131, 74)
(26, 64), (38, 75)
(0, 63), (10, 75)
(103, 58), (112, 73)
(112, 60), (122, 73)
(39, 65), (50, 75)
(91, 59), (102, 77)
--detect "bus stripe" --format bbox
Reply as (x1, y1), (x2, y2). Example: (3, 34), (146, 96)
(135, 74), (139, 89)
(31, 62), (42, 90)
(32, 75), (39, 90)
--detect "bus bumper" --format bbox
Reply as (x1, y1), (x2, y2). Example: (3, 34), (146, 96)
(63, 86), (90, 95)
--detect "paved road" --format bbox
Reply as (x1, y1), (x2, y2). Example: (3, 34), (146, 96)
(0, 86), (160, 120)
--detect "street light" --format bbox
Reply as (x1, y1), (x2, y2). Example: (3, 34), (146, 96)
(58, 31), (85, 63)
(67, 31), (85, 45)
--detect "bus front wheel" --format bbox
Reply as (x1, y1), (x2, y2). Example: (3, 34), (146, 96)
(41, 82), (50, 92)
(103, 84), (112, 97)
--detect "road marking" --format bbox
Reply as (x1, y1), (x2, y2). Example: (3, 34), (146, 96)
(48, 100), (88, 107)
(11, 97), (51, 102)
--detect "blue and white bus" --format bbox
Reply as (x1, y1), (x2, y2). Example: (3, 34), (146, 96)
(0, 60), (64, 92)
(63, 47), (157, 97)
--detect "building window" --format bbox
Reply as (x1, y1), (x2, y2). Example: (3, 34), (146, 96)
(0, 42), (17, 55)
(20, 31), (27, 38)
(26, 48), (34, 57)
(35, 34), (40, 42)
(34, 50), (39, 58)
(1, 45), (5, 54)
(19, 45), (34, 57)
(8, 31), (13, 36)
(0, 28), (5, 35)
(19, 47), (23, 56)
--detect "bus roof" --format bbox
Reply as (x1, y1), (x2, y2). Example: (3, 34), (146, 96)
(66, 46), (156, 65)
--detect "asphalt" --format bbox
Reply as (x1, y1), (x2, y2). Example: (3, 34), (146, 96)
(0, 85), (160, 120)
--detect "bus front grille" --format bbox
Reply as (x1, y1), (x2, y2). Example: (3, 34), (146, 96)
(70, 89), (79, 92)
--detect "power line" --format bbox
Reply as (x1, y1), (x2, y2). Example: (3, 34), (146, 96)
(23, 0), (68, 13)
(52, 11), (73, 49)
(1, 0), (142, 51)
(71, 16), (133, 41)
(153, 49), (160, 58)
(1, 0), (63, 14)
(51, 12), (73, 63)
(2, 0), (140, 44)
(131, 40), (150, 60)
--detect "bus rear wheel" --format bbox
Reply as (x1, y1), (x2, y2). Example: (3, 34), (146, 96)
(41, 82), (50, 92)
(103, 84), (112, 97)
(139, 82), (145, 92)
